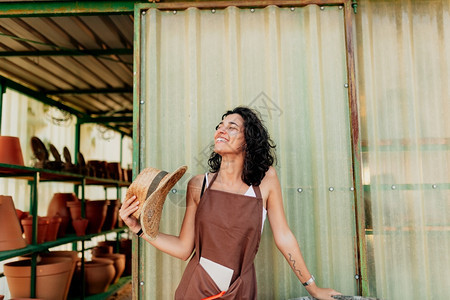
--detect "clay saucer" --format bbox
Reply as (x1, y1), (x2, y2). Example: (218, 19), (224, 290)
(77, 152), (86, 167)
(31, 136), (49, 161)
(63, 147), (72, 164)
(49, 144), (62, 162)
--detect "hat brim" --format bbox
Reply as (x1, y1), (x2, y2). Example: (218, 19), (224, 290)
(140, 165), (187, 239)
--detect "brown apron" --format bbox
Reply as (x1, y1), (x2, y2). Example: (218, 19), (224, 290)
(175, 173), (263, 300)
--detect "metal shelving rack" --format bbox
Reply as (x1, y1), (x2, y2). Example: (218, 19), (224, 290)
(0, 162), (131, 299)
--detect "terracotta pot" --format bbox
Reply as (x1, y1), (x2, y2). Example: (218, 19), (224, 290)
(45, 216), (62, 242)
(66, 201), (81, 221)
(47, 193), (78, 238)
(4, 256), (73, 300)
(102, 199), (119, 231)
(79, 258), (115, 295)
(0, 295), (3, 300)
(85, 200), (107, 234)
(92, 245), (113, 257)
(127, 169), (132, 182)
(93, 253), (126, 284)
(40, 251), (79, 300)
(0, 136), (25, 166)
(21, 216), (50, 244)
(0, 196), (27, 251)
(106, 162), (122, 180)
(15, 209), (30, 233)
(72, 218), (89, 236)
(99, 239), (132, 276)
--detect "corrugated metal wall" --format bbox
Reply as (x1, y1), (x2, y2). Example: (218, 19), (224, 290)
(139, 5), (358, 299)
(137, 1), (450, 299)
(356, 0), (450, 299)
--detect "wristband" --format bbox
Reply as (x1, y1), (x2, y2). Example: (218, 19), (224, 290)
(302, 275), (315, 286)
(136, 228), (143, 237)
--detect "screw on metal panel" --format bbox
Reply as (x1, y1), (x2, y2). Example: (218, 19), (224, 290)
(173, 10), (177, 14)
(355, 274), (360, 280)
(391, 185), (396, 190)
(211, 9), (216, 13)
(344, 83), (349, 88)
(350, 187), (355, 191)
(250, 8), (255, 13)
(329, 187), (334, 192)
(290, 7), (295, 11)
(142, 11), (146, 15)
(339, 6), (343, 10)
(171, 188), (177, 194)
(320, 6), (325, 10)
(139, 281), (144, 286)
(432, 184), (437, 189)
(140, 100), (144, 104)
(297, 188), (303, 193)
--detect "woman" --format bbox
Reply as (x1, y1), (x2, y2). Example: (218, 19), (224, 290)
(120, 106), (341, 299)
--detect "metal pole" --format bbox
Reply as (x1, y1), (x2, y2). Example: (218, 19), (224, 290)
(0, 80), (5, 135)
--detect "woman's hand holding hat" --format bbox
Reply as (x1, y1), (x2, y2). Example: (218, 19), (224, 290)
(119, 195), (142, 234)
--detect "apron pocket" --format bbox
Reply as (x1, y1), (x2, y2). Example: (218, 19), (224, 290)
(182, 262), (222, 299)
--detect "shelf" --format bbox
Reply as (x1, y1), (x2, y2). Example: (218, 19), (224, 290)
(0, 163), (130, 187)
(0, 227), (128, 261)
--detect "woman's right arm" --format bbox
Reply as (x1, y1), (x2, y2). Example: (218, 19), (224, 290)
(119, 174), (202, 260)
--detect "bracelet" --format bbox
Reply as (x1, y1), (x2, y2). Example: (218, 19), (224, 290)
(136, 228), (143, 237)
(302, 275), (315, 286)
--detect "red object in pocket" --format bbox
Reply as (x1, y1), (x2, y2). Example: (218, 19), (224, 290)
(201, 291), (226, 300)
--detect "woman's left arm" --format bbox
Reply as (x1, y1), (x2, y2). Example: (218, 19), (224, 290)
(263, 167), (341, 300)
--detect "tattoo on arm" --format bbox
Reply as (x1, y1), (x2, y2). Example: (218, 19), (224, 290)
(288, 253), (302, 277)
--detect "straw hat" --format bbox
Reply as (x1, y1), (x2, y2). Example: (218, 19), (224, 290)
(126, 165), (187, 239)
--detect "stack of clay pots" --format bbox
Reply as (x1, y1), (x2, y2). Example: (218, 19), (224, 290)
(67, 199), (107, 234)
(47, 192), (79, 237)
(102, 199), (120, 231)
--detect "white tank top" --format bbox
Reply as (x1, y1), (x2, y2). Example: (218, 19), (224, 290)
(205, 173), (267, 232)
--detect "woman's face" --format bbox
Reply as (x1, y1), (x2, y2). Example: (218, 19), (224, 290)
(214, 113), (246, 155)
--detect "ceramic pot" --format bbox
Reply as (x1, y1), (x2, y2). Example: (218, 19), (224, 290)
(106, 162), (122, 180)
(72, 218), (89, 236)
(79, 258), (115, 295)
(45, 216), (62, 242)
(21, 216), (50, 244)
(0, 295), (4, 300)
(40, 251), (79, 300)
(66, 201), (81, 221)
(120, 239), (132, 276)
(85, 200), (107, 234)
(126, 169), (132, 183)
(99, 239), (132, 276)
(92, 245), (113, 257)
(0, 196), (27, 251)
(47, 193), (78, 238)
(102, 199), (119, 231)
(15, 209), (29, 233)
(4, 256), (73, 300)
(0, 136), (25, 166)
(93, 253), (126, 284)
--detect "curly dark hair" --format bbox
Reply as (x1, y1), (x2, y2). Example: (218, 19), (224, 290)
(208, 106), (276, 186)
